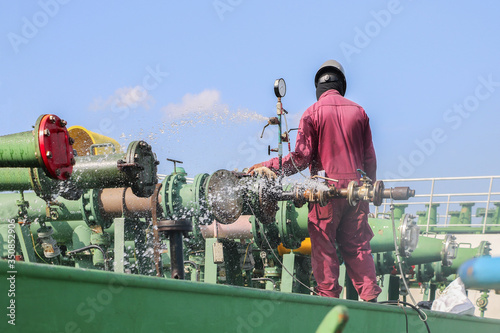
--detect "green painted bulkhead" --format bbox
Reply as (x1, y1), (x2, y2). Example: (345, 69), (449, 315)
(1, 260), (499, 333)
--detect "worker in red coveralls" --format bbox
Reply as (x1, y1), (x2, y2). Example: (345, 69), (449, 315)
(247, 60), (382, 301)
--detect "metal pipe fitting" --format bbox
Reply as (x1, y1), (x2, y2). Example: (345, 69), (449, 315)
(199, 216), (253, 240)
(0, 114), (74, 180)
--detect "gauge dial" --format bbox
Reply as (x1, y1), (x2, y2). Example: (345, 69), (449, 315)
(274, 78), (286, 98)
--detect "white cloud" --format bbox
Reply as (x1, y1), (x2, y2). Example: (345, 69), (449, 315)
(162, 89), (266, 122)
(90, 86), (154, 111)
(162, 89), (221, 118)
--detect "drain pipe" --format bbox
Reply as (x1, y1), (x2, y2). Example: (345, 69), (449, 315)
(158, 219), (192, 279)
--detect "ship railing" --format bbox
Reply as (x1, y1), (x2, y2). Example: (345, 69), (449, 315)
(372, 175), (500, 234)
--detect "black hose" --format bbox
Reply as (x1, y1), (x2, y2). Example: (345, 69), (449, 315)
(378, 300), (431, 333)
(67, 245), (109, 271)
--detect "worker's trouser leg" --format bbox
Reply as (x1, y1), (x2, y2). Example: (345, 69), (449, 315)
(308, 201), (381, 301)
(308, 202), (342, 297)
(337, 201), (381, 301)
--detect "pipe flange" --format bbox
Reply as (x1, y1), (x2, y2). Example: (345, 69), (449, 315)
(29, 168), (59, 201)
(399, 214), (420, 258)
(123, 140), (159, 198)
(37, 226), (54, 238)
(347, 181), (358, 206)
(292, 186), (307, 208)
(372, 180), (385, 206)
(80, 189), (112, 229)
(166, 173), (184, 219)
(205, 169), (243, 224)
(258, 181), (279, 224)
(193, 173), (209, 217)
(157, 219), (192, 233)
(441, 234), (458, 267)
(35, 114), (74, 181)
(159, 174), (172, 218)
(276, 200), (301, 249)
(477, 241), (491, 257)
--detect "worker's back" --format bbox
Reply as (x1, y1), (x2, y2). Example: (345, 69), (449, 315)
(304, 89), (376, 183)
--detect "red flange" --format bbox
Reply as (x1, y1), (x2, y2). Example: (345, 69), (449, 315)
(36, 114), (74, 180)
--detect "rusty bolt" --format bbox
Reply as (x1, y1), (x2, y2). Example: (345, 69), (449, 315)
(70, 157), (76, 165)
(49, 115), (56, 123)
(60, 119), (67, 127)
(55, 169), (61, 176)
(46, 151), (52, 159)
(69, 137), (75, 145)
(44, 129), (51, 136)
(63, 171), (71, 179)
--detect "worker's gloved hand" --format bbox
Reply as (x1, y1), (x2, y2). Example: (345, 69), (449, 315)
(248, 164), (277, 180)
(246, 163), (263, 174)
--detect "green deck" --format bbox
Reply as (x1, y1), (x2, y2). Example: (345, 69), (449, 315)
(1, 261), (499, 332)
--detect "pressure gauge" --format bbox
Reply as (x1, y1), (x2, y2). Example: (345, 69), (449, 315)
(274, 78), (286, 98)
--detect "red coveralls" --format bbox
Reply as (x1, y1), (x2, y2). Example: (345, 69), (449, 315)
(262, 89), (381, 300)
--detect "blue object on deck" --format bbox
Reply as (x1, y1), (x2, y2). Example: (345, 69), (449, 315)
(459, 257), (500, 290)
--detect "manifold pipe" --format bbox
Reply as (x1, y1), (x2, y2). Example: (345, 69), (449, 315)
(200, 215), (253, 240)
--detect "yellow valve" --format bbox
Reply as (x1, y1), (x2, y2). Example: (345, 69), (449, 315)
(68, 126), (121, 156)
(278, 238), (311, 256)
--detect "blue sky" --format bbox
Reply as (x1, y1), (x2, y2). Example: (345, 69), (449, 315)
(1, 1), (499, 180)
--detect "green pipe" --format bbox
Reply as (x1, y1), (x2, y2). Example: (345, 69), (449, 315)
(275, 202), (309, 249)
(71, 223), (94, 269)
(160, 171), (209, 220)
(458, 202), (474, 224)
(0, 168), (32, 191)
(29, 220), (88, 244)
(392, 204), (408, 221)
(449, 203), (475, 225)
(29, 219), (107, 269)
(0, 114), (73, 181)
(406, 236), (446, 265)
(417, 203), (439, 226)
(369, 218), (402, 253)
(0, 130), (40, 167)
(0, 168), (58, 194)
(72, 224), (92, 250)
(0, 193), (24, 224)
(447, 246), (477, 271)
(68, 140), (158, 197)
(433, 241), (491, 281)
(71, 154), (129, 188)
(0, 141), (158, 198)
(449, 211), (460, 225)
(315, 305), (349, 333)
(475, 203), (500, 224)
(375, 235), (455, 275)
(274, 201), (419, 255)
(0, 191), (84, 224)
